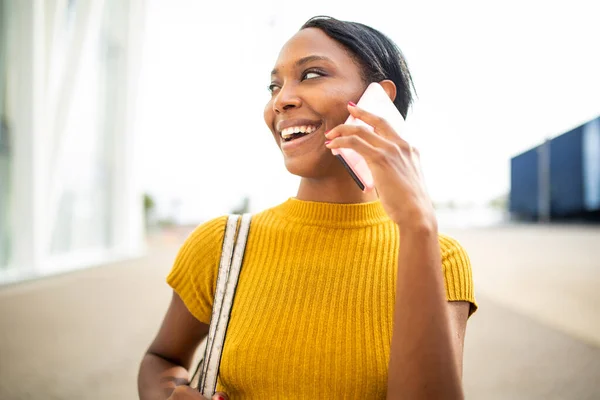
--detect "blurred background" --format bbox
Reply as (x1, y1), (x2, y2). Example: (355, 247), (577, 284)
(0, 0), (599, 399)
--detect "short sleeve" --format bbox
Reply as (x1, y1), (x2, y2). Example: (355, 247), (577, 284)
(166, 216), (228, 324)
(438, 234), (478, 316)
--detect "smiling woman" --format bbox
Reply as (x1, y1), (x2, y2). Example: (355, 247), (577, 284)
(139, 15), (477, 400)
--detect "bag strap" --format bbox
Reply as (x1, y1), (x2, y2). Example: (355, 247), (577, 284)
(188, 213), (239, 389)
(197, 213), (252, 396)
(201, 214), (240, 382)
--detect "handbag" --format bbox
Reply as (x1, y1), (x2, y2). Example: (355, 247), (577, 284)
(189, 213), (252, 397)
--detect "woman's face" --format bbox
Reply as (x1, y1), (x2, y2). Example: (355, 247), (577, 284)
(264, 27), (367, 179)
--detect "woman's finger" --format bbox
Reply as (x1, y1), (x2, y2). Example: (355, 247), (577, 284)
(347, 102), (408, 143)
(211, 392), (229, 400)
(325, 135), (388, 166)
(325, 124), (392, 150)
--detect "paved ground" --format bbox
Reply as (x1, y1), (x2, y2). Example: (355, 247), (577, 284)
(0, 224), (599, 399)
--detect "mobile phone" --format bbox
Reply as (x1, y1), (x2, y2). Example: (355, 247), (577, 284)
(331, 82), (406, 191)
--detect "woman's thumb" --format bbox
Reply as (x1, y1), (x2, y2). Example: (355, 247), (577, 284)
(211, 392), (229, 400)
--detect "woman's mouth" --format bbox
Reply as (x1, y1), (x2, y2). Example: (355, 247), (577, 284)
(280, 124), (321, 142)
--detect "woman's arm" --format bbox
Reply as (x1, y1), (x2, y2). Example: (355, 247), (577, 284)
(138, 291), (209, 400)
(324, 100), (471, 399)
(386, 222), (467, 400)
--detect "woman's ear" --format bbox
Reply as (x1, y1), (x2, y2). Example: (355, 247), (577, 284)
(379, 80), (397, 102)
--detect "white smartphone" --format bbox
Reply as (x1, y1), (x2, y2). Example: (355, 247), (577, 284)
(331, 82), (407, 191)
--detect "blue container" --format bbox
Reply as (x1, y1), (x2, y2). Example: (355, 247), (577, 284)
(549, 126), (585, 217)
(582, 117), (600, 212)
(509, 147), (539, 219)
(510, 116), (600, 220)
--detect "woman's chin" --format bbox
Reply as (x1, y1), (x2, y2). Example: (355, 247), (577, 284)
(283, 153), (338, 179)
(283, 160), (318, 178)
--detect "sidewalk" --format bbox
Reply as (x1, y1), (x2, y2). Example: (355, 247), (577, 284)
(0, 225), (599, 399)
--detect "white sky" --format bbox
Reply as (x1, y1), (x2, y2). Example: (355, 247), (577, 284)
(135, 0), (600, 223)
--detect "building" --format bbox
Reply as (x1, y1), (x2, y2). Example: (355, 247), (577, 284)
(510, 116), (600, 221)
(0, 0), (147, 284)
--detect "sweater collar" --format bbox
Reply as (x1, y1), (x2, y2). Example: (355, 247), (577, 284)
(273, 197), (391, 228)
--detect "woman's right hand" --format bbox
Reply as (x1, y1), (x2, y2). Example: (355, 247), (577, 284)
(167, 386), (229, 400)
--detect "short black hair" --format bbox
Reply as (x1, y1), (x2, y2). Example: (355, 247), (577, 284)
(301, 16), (416, 119)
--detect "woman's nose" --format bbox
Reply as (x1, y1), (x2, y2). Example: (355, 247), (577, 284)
(273, 84), (301, 114)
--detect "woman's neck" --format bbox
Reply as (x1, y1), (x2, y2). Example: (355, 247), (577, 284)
(296, 176), (379, 204)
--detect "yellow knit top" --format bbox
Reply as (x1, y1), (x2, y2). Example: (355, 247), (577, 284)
(167, 197), (477, 399)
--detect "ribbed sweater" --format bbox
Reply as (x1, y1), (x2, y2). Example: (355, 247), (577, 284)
(167, 197), (477, 399)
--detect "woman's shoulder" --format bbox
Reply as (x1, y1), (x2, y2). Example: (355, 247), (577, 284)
(167, 215), (230, 324)
(436, 232), (477, 314)
(437, 232), (471, 261)
(183, 215), (227, 247)
(181, 207), (273, 250)
(183, 205), (275, 241)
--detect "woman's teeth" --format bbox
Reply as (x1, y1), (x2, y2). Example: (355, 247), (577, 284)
(281, 125), (318, 141)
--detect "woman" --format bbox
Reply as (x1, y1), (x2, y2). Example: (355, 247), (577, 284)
(138, 16), (477, 400)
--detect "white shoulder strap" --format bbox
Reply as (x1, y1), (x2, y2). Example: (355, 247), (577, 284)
(198, 213), (252, 396)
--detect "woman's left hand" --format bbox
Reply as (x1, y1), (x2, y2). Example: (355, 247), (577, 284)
(325, 102), (436, 231)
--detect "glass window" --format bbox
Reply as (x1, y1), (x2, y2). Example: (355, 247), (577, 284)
(48, 2), (112, 255)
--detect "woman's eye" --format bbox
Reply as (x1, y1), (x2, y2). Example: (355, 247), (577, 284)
(268, 70), (324, 94)
(268, 84), (280, 94)
(302, 70), (324, 80)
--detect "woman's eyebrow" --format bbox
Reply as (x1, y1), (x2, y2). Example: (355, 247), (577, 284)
(271, 55), (334, 76)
